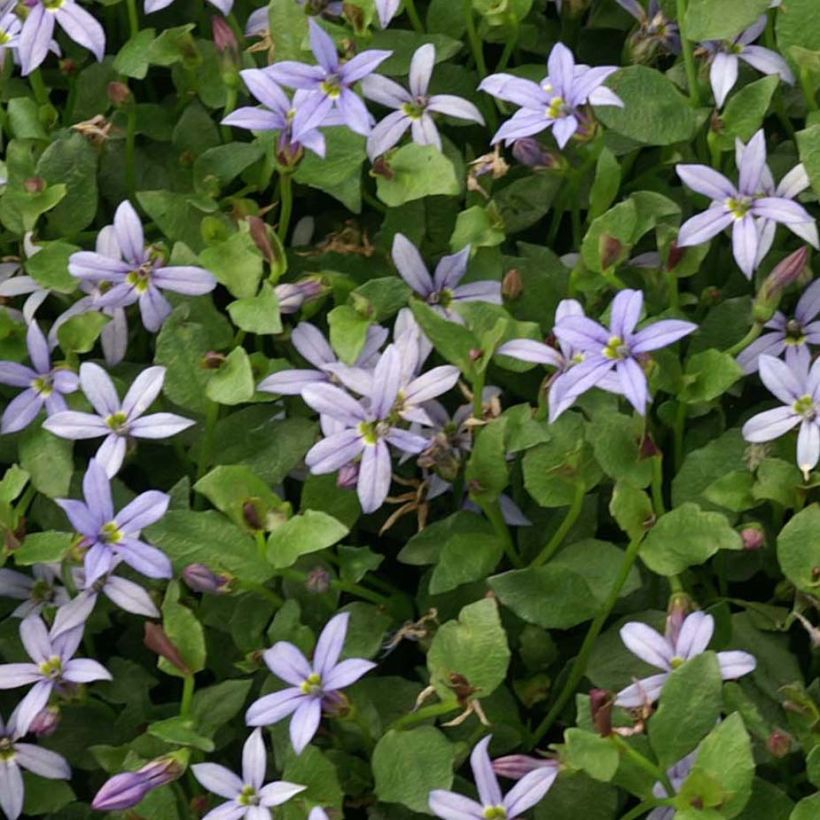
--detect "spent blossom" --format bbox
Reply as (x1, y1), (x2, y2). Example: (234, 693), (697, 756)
(55, 458), (171, 586)
(191, 728), (306, 818)
(245, 612), (375, 753)
(44, 363), (194, 478)
(699, 15), (794, 108)
(741, 353), (820, 480)
(0, 616), (111, 735)
(68, 200), (217, 332)
(0, 564), (68, 619)
(267, 18), (391, 140)
(615, 611), (756, 707)
(550, 289), (696, 418)
(0, 705), (71, 820)
(428, 735), (557, 819)
(362, 44), (484, 160)
(480, 42), (623, 148)
(0, 321), (78, 434)
(676, 130), (817, 278)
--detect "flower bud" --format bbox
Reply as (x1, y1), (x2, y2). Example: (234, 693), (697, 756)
(599, 234), (624, 271)
(492, 755), (558, 780)
(589, 688), (613, 736)
(306, 566), (331, 594)
(182, 563), (231, 595)
(201, 350), (226, 369)
(28, 705), (60, 737)
(512, 138), (555, 169)
(766, 728), (793, 758)
(23, 177), (46, 194)
(276, 279), (324, 314)
(144, 623), (190, 675)
(740, 525), (765, 551)
(665, 594), (692, 646)
(754, 247), (811, 324)
(92, 755), (186, 811)
(247, 216), (275, 266)
(502, 268), (524, 300)
(337, 462), (359, 489)
(211, 16), (238, 58)
(666, 241), (685, 272)
(107, 82), (132, 107)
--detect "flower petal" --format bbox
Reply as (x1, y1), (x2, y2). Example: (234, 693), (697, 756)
(620, 622), (673, 670)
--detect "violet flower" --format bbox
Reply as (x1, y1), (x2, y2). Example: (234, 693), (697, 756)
(192, 728), (306, 818)
(0, 705), (71, 820)
(17, 0), (105, 76)
(55, 458), (171, 586)
(647, 751), (698, 820)
(700, 15), (793, 108)
(43, 363), (194, 478)
(616, 0), (680, 58)
(429, 736), (557, 819)
(362, 44), (484, 160)
(375, 0), (400, 28)
(392, 233), (501, 318)
(0, 616), (111, 735)
(480, 42), (623, 148)
(258, 321), (386, 396)
(68, 201), (217, 333)
(491, 754), (559, 781)
(245, 612), (375, 754)
(737, 280), (820, 374)
(223, 70), (329, 158)
(550, 289), (696, 419)
(92, 756), (184, 811)
(615, 611), (756, 707)
(0, 3), (20, 69)
(0, 564), (68, 618)
(0, 263), (49, 325)
(266, 18), (391, 139)
(145, 0), (232, 14)
(298, 0), (344, 16)
(676, 130), (817, 278)
(0, 321), (79, 434)
(742, 353), (820, 480)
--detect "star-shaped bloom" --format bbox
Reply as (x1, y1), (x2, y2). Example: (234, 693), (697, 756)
(480, 42), (623, 148)
(43, 363), (194, 478)
(0, 5), (21, 71)
(742, 353), (820, 480)
(700, 15), (794, 108)
(145, 0), (232, 14)
(68, 201), (217, 333)
(0, 262), (49, 325)
(737, 280), (820, 374)
(192, 729), (306, 819)
(17, 0), (104, 75)
(0, 564), (68, 619)
(267, 18), (391, 140)
(0, 321), (79, 434)
(550, 289), (696, 419)
(245, 612), (376, 754)
(362, 44), (484, 160)
(0, 616), (111, 736)
(676, 130), (817, 278)
(392, 233), (501, 318)
(0, 705), (71, 820)
(429, 736), (557, 819)
(615, 612), (756, 707)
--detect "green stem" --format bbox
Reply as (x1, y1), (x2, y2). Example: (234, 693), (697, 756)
(496, 24), (519, 72)
(126, 0), (139, 38)
(255, 530), (267, 561)
(388, 700), (461, 731)
(650, 456), (666, 516)
(15, 484), (37, 518)
(725, 322), (763, 357)
(668, 574), (684, 594)
(531, 534), (644, 744)
(531, 481), (585, 567)
(236, 580), (284, 607)
(277, 171), (294, 243)
(611, 734), (675, 797)
(472, 368), (486, 420)
(180, 674), (195, 719)
(672, 402), (687, 473)
(28, 70), (49, 105)
(404, 0), (425, 33)
(619, 802), (664, 820)
(667, 271), (679, 311)
(195, 401), (219, 482)
(800, 68), (818, 112)
(220, 85), (237, 144)
(125, 103), (137, 201)
(675, 0), (701, 106)
(463, 0), (488, 78)
(477, 497), (522, 568)
(259, 142), (277, 191)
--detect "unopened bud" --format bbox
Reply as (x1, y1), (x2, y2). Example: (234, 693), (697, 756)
(754, 247), (811, 323)
(766, 728), (793, 758)
(28, 705), (60, 737)
(666, 242), (685, 271)
(211, 16), (238, 57)
(492, 755), (558, 780)
(59, 58), (78, 76)
(201, 350), (226, 369)
(23, 177), (45, 194)
(511, 138), (554, 169)
(144, 623), (190, 674)
(182, 563), (231, 595)
(306, 566), (331, 594)
(589, 688), (613, 736)
(639, 433), (660, 460)
(502, 268), (524, 300)
(247, 216), (275, 266)
(337, 462), (359, 489)
(469, 348), (484, 362)
(599, 234), (623, 271)
(740, 525), (765, 551)
(92, 755), (187, 811)
(371, 156), (395, 180)
(665, 594), (692, 646)
(242, 499), (265, 531)
(107, 82), (132, 107)
(276, 280), (324, 314)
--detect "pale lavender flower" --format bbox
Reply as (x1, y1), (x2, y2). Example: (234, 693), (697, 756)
(375, 0), (400, 28)
(676, 130), (817, 278)
(0, 5), (21, 70)
(647, 751), (698, 820)
(245, 612), (375, 754)
(276, 280), (325, 314)
(0, 263), (48, 325)
(92, 756), (183, 811)
(0, 322), (79, 434)
(362, 44), (484, 160)
(615, 612), (756, 707)
(68, 201), (217, 333)
(742, 353), (820, 480)
(245, 7), (267, 36)
(480, 42), (623, 148)
(0, 705), (71, 820)
(392, 233), (501, 319)
(0, 616), (111, 735)
(298, 0), (344, 15)
(737, 280), (820, 374)
(550, 289), (696, 419)
(429, 736), (557, 819)
(302, 345), (436, 512)
(54, 458), (171, 586)
(145, 0), (232, 14)
(0, 564), (68, 618)
(18, 0), (105, 76)
(192, 728), (306, 818)
(223, 70), (329, 158)
(258, 321), (386, 396)
(266, 18), (391, 139)
(44, 363), (194, 478)
(700, 15), (793, 108)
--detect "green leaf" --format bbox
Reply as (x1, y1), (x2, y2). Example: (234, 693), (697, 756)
(685, 0), (770, 41)
(376, 144), (460, 206)
(294, 128), (366, 212)
(13, 532), (73, 566)
(589, 148), (622, 221)
(227, 283), (283, 335)
(19, 426), (73, 498)
(280, 745), (343, 818)
(200, 230), (265, 299)
(369, 29), (463, 74)
(327, 305), (372, 365)
(791, 795), (820, 820)
(672, 429), (749, 509)
(776, 505), (820, 594)
(640, 503), (742, 575)
(466, 417), (509, 500)
(409, 301), (479, 375)
(56, 312), (110, 355)
(550, 539), (642, 604)
(679, 350), (744, 404)
(428, 519), (503, 595)
(717, 75), (779, 146)
(147, 24), (198, 67)
(610, 482), (654, 540)
(399, 511), (499, 566)
(494, 174), (562, 234)
(193, 142), (266, 196)
(300, 473), (361, 529)
(114, 28), (156, 79)
(191, 679), (253, 738)
(0, 183), (68, 234)
(427, 597), (511, 698)
(266, 510), (349, 569)
(451, 204), (506, 250)
(205, 347), (255, 405)
(752, 458), (802, 508)
(565, 728), (619, 782)
(160, 581), (206, 677)
(267, 0), (309, 61)
(147, 716), (214, 752)
(585, 411), (652, 488)
(7, 98), (48, 141)
(137, 190), (213, 252)
(337, 545), (383, 584)
(796, 124), (820, 198)
(489, 565), (598, 629)
(24, 241), (79, 293)
(22, 776), (75, 816)
(596, 66), (697, 146)
(777, 0), (820, 68)
(649, 652), (723, 767)
(0, 466), (28, 505)
(372, 728), (456, 813)
(350, 278), (411, 322)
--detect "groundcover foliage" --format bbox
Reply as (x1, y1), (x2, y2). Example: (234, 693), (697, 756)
(0, 0), (820, 817)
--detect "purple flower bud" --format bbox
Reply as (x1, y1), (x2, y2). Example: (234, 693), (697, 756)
(492, 754), (558, 780)
(306, 566), (331, 594)
(211, 16), (238, 57)
(665, 593), (692, 647)
(502, 268), (524, 300)
(589, 688), (613, 736)
(767, 728), (793, 758)
(144, 623), (191, 674)
(754, 246), (812, 323)
(28, 705), (61, 737)
(182, 563), (232, 594)
(740, 526), (765, 551)
(511, 138), (556, 169)
(92, 757), (185, 811)
(337, 462), (360, 489)
(276, 279), (325, 314)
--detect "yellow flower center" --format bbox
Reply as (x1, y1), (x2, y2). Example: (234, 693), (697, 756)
(32, 375), (53, 397)
(238, 785), (259, 806)
(794, 395), (816, 420)
(106, 411), (128, 433)
(321, 77), (342, 99)
(39, 655), (63, 679)
(603, 336), (628, 360)
(101, 521), (124, 545)
(300, 672), (322, 695)
(670, 656), (685, 669)
(727, 196), (752, 219)
(484, 807), (508, 819)
(546, 96), (567, 119)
